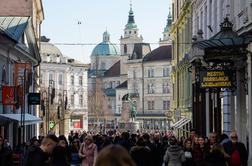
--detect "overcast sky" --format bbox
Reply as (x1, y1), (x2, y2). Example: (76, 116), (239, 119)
(42, 0), (172, 64)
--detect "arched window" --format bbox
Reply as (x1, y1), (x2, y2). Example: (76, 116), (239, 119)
(124, 44), (127, 54)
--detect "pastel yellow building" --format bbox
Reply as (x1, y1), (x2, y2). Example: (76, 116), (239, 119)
(170, 0), (193, 136)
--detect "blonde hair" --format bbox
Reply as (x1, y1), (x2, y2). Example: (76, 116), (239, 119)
(95, 145), (136, 166)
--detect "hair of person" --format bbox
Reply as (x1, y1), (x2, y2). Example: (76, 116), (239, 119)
(190, 129), (197, 132)
(41, 134), (59, 145)
(95, 145), (136, 166)
(136, 137), (145, 146)
(85, 135), (93, 142)
(142, 133), (150, 140)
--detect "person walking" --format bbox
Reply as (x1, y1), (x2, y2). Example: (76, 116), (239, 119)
(79, 135), (98, 166)
(205, 132), (227, 166)
(70, 139), (81, 166)
(0, 136), (13, 166)
(51, 135), (70, 166)
(95, 145), (136, 166)
(223, 131), (248, 166)
(129, 137), (152, 166)
(183, 139), (194, 166)
(26, 134), (59, 166)
(163, 136), (185, 166)
(193, 136), (207, 166)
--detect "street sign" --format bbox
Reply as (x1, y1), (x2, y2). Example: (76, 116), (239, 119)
(49, 121), (55, 129)
(28, 93), (41, 105)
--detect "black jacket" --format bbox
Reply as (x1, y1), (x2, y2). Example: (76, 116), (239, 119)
(25, 147), (50, 166)
(130, 146), (153, 166)
(0, 145), (13, 166)
(223, 141), (248, 166)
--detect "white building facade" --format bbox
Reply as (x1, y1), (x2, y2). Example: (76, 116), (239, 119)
(40, 37), (89, 136)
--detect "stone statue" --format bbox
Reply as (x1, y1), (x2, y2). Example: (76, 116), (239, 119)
(128, 95), (136, 122)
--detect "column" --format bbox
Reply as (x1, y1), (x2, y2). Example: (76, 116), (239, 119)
(235, 64), (247, 144)
(205, 91), (210, 136)
(247, 44), (252, 165)
(230, 93), (235, 131)
(223, 91), (232, 135)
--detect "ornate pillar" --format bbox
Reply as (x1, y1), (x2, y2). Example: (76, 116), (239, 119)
(247, 44), (252, 165)
(205, 91), (210, 136)
(235, 61), (247, 144)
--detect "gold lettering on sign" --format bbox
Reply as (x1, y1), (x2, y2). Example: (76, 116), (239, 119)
(200, 70), (232, 88)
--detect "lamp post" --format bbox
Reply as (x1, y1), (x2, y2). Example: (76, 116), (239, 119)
(41, 90), (48, 135)
(48, 79), (55, 134)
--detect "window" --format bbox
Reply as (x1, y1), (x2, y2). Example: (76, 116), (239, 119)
(112, 81), (116, 88)
(163, 83), (170, 93)
(49, 73), (53, 81)
(79, 76), (83, 86)
(59, 74), (63, 85)
(134, 31), (137, 34)
(148, 83), (155, 94)
(109, 82), (113, 88)
(71, 95), (74, 106)
(129, 31), (131, 34)
(163, 68), (169, 77)
(133, 70), (136, 79)
(124, 44), (127, 54)
(148, 101), (154, 110)
(71, 75), (74, 85)
(148, 68), (154, 78)
(133, 83), (138, 94)
(40, 73), (43, 84)
(79, 95), (83, 106)
(117, 81), (120, 86)
(163, 100), (170, 110)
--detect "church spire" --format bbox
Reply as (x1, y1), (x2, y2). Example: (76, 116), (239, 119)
(164, 7), (172, 32)
(128, 1), (135, 24)
(125, 1), (137, 29)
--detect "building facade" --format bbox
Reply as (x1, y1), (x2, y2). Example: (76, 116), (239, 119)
(0, 0), (44, 148)
(190, 0), (252, 164)
(170, 0), (193, 136)
(40, 37), (89, 136)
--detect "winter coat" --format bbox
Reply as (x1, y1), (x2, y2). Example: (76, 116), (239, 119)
(223, 141), (248, 166)
(183, 148), (194, 166)
(193, 144), (207, 166)
(130, 145), (152, 166)
(163, 145), (185, 166)
(0, 145), (13, 166)
(205, 143), (227, 166)
(51, 146), (70, 166)
(25, 146), (50, 166)
(79, 143), (97, 166)
(153, 141), (166, 166)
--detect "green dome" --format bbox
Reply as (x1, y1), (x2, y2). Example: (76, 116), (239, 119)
(91, 31), (119, 56)
(91, 41), (119, 56)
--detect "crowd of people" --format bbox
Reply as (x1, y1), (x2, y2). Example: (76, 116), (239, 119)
(0, 129), (249, 166)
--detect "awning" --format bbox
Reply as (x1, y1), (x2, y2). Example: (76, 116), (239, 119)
(172, 118), (191, 129)
(0, 113), (42, 125)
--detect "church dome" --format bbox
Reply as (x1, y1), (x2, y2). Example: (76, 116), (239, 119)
(91, 31), (119, 56)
